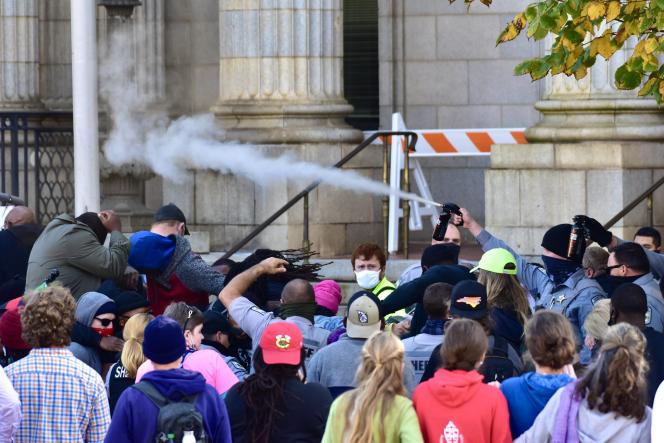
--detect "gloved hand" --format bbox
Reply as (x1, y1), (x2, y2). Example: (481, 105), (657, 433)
(575, 215), (613, 247)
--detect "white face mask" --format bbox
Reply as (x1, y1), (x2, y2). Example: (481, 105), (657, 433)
(355, 270), (380, 289)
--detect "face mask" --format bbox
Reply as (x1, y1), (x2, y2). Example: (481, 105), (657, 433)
(605, 274), (642, 296)
(541, 256), (580, 286)
(355, 270), (380, 289)
(91, 326), (114, 337)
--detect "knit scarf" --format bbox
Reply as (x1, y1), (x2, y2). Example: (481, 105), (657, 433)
(552, 382), (581, 443)
(421, 319), (446, 336)
(279, 302), (317, 323)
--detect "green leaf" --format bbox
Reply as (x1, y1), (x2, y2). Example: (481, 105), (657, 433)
(615, 65), (643, 90)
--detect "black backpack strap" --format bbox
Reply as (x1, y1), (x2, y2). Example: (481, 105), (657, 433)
(133, 381), (169, 409)
(490, 335), (509, 358)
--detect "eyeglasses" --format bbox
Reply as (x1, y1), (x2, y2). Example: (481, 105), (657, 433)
(603, 264), (626, 272)
(94, 317), (114, 327)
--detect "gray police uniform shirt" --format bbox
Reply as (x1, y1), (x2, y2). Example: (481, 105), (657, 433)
(635, 273), (664, 333)
(306, 334), (418, 396)
(228, 296), (331, 364)
(402, 333), (442, 380)
(476, 229), (606, 346)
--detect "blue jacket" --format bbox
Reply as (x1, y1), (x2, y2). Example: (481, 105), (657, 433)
(500, 372), (574, 439)
(104, 368), (231, 443)
(128, 231), (176, 272)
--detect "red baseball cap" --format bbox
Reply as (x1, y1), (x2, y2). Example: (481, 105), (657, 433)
(259, 322), (303, 365)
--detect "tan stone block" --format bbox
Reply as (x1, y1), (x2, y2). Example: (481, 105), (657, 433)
(620, 170), (652, 228)
(555, 143), (623, 169)
(653, 169), (664, 227)
(620, 143), (664, 169)
(518, 170), (585, 227)
(587, 170), (625, 227)
(491, 144), (554, 169)
(195, 172), (255, 224)
(485, 226), (549, 259)
(341, 142), (384, 169)
(485, 170), (520, 227)
(163, 174), (195, 221)
(345, 222), (383, 253)
(188, 231), (210, 253)
(255, 225), (290, 250)
(310, 223), (347, 257)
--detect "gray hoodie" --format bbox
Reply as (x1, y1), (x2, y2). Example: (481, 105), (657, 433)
(516, 386), (652, 443)
(69, 291), (115, 374)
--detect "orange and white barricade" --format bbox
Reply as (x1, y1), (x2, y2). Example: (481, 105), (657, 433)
(366, 113), (527, 253)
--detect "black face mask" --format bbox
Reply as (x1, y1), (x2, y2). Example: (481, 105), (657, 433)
(605, 274), (643, 296)
(75, 212), (108, 245)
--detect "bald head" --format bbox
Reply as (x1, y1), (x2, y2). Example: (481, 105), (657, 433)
(4, 206), (35, 229)
(281, 279), (315, 304)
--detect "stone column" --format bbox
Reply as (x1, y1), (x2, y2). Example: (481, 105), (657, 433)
(0, 0), (41, 109)
(212, 0), (360, 144)
(99, 0), (166, 232)
(40, 0), (72, 110)
(485, 44), (664, 259)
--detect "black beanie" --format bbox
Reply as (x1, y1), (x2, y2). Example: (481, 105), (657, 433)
(114, 291), (150, 316)
(421, 243), (460, 268)
(76, 212), (108, 245)
(541, 224), (585, 263)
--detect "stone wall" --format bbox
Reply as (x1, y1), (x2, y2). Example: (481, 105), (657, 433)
(378, 0), (545, 235)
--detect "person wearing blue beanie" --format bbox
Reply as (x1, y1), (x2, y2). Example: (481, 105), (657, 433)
(105, 316), (232, 443)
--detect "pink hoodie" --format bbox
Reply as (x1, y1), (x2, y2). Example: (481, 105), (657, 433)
(136, 349), (238, 395)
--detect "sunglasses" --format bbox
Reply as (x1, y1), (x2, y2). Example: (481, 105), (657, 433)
(94, 317), (114, 327)
(603, 264), (626, 272)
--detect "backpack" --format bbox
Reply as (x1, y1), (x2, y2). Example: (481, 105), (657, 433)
(133, 381), (208, 443)
(479, 335), (519, 383)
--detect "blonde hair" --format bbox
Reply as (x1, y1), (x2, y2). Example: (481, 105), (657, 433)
(120, 313), (154, 378)
(583, 299), (611, 341)
(342, 332), (406, 443)
(477, 269), (531, 326)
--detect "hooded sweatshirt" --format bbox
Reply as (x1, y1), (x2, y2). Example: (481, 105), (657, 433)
(69, 292), (115, 373)
(491, 307), (524, 352)
(515, 385), (652, 443)
(500, 372), (574, 438)
(413, 369), (511, 443)
(104, 368), (232, 443)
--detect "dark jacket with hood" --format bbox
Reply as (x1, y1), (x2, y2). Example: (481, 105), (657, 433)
(26, 214), (129, 299)
(499, 371), (574, 438)
(491, 307), (525, 352)
(381, 264), (473, 338)
(128, 232), (225, 315)
(104, 368), (232, 443)
(0, 223), (42, 304)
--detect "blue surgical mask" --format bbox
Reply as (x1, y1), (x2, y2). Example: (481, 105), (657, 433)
(541, 255), (580, 286)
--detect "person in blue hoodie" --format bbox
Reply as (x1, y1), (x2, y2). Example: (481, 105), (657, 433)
(105, 316), (232, 443)
(499, 310), (577, 439)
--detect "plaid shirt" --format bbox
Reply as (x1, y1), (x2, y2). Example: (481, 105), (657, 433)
(5, 348), (110, 443)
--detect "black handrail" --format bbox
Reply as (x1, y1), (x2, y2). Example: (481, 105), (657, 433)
(221, 131), (419, 259)
(603, 174), (664, 230)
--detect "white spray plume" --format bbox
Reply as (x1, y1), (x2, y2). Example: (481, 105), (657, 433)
(100, 27), (440, 208)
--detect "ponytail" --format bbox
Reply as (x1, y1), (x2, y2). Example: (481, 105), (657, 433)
(120, 313), (153, 378)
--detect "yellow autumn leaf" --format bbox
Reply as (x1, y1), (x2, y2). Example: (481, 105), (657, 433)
(659, 80), (664, 97)
(639, 78), (658, 96)
(513, 13), (527, 31)
(606, 1), (621, 21)
(497, 23), (519, 44)
(644, 38), (659, 54)
(574, 66), (588, 80)
(587, 2), (606, 20)
(590, 34), (615, 59)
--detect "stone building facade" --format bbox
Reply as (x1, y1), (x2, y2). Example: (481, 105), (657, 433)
(1, 0), (661, 256)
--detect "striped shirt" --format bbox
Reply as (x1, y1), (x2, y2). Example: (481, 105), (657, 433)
(5, 347), (110, 443)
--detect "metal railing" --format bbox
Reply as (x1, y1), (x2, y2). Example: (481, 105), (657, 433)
(603, 174), (664, 230)
(0, 112), (74, 224)
(221, 131), (419, 260)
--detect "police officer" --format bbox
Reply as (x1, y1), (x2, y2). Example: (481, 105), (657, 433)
(456, 208), (606, 361)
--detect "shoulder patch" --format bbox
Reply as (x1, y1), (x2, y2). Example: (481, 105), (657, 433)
(646, 306), (652, 325)
(591, 294), (605, 305)
(249, 306), (267, 316)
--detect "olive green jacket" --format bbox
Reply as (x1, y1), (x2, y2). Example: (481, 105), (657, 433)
(25, 214), (130, 299)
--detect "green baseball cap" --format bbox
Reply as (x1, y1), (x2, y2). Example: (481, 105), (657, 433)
(470, 248), (518, 275)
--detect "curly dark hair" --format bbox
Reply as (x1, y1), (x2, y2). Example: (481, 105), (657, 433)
(238, 347), (305, 443)
(575, 323), (648, 421)
(22, 286), (76, 348)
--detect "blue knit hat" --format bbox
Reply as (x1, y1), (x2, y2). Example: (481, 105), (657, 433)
(142, 316), (186, 364)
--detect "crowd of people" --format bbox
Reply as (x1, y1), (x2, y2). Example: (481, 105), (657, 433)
(1, 202), (664, 442)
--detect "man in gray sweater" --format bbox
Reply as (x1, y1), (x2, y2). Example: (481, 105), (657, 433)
(306, 291), (417, 398)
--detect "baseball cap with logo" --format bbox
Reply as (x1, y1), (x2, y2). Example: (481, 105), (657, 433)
(346, 291), (382, 339)
(259, 322), (303, 365)
(470, 248), (518, 275)
(450, 280), (488, 320)
(154, 203), (190, 235)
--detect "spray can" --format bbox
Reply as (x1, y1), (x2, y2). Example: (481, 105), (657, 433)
(432, 203), (462, 242)
(567, 216), (584, 259)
